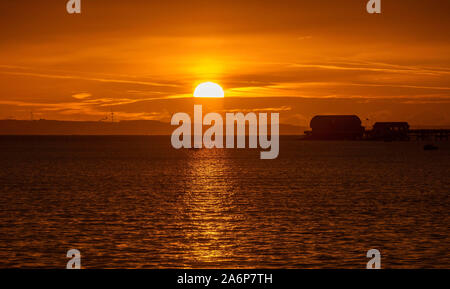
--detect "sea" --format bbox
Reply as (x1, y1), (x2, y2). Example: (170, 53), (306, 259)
(0, 136), (448, 268)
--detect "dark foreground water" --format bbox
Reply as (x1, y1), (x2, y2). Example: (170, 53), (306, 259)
(0, 136), (448, 268)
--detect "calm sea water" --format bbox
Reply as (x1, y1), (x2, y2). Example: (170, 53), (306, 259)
(0, 136), (448, 269)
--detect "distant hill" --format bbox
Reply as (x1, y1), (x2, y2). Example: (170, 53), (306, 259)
(0, 120), (172, 135)
(0, 120), (305, 135)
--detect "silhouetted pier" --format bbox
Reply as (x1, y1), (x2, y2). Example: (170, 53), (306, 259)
(408, 129), (450, 141)
(364, 128), (450, 141)
(304, 116), (450, 141)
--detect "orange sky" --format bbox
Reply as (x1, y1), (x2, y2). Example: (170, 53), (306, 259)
(0, 0), (449, 127)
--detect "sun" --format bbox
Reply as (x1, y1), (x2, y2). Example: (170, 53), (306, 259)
(194, 82), (225, 98)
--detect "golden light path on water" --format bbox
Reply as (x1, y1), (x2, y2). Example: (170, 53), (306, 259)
(180, 148), (242, 267)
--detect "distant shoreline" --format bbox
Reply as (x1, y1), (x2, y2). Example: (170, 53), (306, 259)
(0, 119), (305, 136)
(1, 119), (449, 137)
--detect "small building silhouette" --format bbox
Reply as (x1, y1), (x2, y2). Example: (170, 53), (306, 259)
(309, 115), (365, 140)
(371, 122), (410, 141)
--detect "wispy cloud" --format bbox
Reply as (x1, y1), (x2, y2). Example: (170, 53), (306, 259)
(220, 106), (292, 113)
(0, 69), (179, 88)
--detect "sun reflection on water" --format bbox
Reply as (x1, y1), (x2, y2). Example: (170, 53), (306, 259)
(179, 149), (242, 268)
